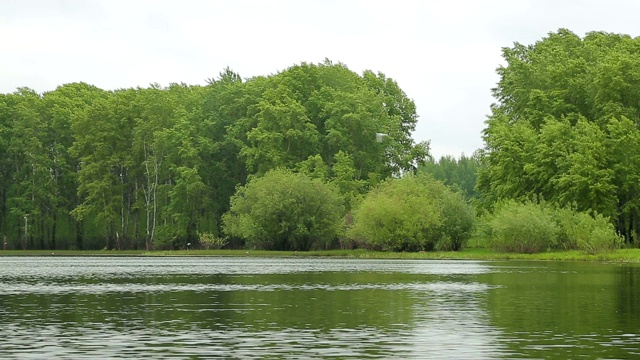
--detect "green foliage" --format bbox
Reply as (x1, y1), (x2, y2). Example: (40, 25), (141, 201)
(349, 175), (474, 252)
(0, 61), (426, 250)
(437, 189), (476, 251)
(197, 232), (228, 250)
(420, 153), (482, 201)
(296, 154), (329, 180)
(487, 201), (559, 254)
(479, 29), (640, 244)
(331, 150), (366, 209)
(485, 200), (621, 254)
(555, 207), (621, 254)
(222, 169), (345, 251)
(230, 61), (427, 189)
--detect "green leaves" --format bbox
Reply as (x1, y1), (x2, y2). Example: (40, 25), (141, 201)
(243, 86), (319, 174)
(419, 153), (481, 201)
(480, 29), (640, 243)
(349, 175), (474, 252)
(0, 60), (426, 250)
(222, 169), (345, 251)
(487, 201), (560, 254)
(229, 60), (426, 190)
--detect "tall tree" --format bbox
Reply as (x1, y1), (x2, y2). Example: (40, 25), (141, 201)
(0, 94), (12, 243)
(228, 61), (428, 197)
(42, 82), (107, 249)
(420, 153), (481, 201)
(4, 89), (55, 249)
(200, 68), (250, 238)
(479, 29), (640, 243)
(70, 90), (135, 249)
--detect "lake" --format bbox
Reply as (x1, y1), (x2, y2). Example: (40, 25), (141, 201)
(0, 257), (638, 359)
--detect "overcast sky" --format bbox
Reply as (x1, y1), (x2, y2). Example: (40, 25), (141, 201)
(2, 0), (639, 158)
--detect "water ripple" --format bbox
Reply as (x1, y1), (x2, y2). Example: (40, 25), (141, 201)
(0, 280), (494, 295)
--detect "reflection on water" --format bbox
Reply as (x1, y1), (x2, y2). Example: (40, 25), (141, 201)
(0, 257), (638, 358)
(481, 261), (640, 359)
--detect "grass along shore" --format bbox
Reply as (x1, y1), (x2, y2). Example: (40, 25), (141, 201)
(1, 247), (640, 262)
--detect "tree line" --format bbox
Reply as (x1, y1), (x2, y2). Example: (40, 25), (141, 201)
(478, 29), (640, 246)
(3, 29), (637, 253)
(0, 60), (428, 250)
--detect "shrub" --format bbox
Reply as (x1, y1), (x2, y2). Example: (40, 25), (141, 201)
(489, 201), (559, 253)
(222, 169), (345, 251)
(573, 213), (620, 254)
(553, 206), (579, 250)
(436, 190), (475, 251)
(198, 232), (228, 250)
(554, 207), (621, 254)
(349, 175), (474, 252)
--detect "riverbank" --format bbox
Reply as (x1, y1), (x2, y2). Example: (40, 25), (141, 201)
(1, 248), (640, 262)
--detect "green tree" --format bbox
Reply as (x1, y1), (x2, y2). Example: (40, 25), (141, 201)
(152, 88), (209, 249)
(477, 117), (538, 207)
(296, 154), (329, 180)
(200, 70), (250, 239)
(487, 201), (559, 254)
(349, 175), (474, 252)
(41, 82), (108, 249)
(330, 150), (366, 208)
(131, 83), (208, 249)
(4, 88), (58, 249)
(241, 86), (320, 174)
(70, 90), (135, 249)
(228, 61), (428, 195)
(131, 85), (172, 250)
(420, 153), (482, 201)
(605, 116), (640, 242)
(222, 169), (345, 251)
(362, 70), (430, 176)
(437, 189), (475, 251)
(0, 94), (10, 242)
(478, 29), (640, 243)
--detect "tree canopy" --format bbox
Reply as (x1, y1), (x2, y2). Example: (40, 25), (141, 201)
(222, 169), (345, 251)
(349, 175), (474, 252)
(419, 153), (481, 202)
(0, 61), (427, 250)
(478, 29), (640, 243)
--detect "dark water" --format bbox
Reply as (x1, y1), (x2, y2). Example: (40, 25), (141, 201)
(0, 257), (638, 359)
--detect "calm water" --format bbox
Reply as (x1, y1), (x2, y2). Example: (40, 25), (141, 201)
(0, 257), (638, 359)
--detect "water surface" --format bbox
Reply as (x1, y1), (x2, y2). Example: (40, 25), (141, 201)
(0, 257), (638, 359)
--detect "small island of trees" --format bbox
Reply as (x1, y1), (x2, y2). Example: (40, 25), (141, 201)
(1, 29), (639, 256)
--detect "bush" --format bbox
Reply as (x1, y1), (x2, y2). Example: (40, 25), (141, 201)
(581, 224), (619, 255)
(554, 207), (621, 254)
(153, 225), (180, 250)
(222, 169), (345, 251)
(197, 232), (228, 250)
(571, 213), (620, 254)
(486, 201), (622, 254)
(488, 201), (559, 253)
(348, 175), (474, 252)
(553, 207), (580, 250)
(436, 190), (475, 251)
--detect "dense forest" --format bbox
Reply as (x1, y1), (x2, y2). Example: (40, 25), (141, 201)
(478, 29), (640, 245)
(0, 60), (428, 250)
(420, 153), (481, 201)
(3, 29), (639, 252)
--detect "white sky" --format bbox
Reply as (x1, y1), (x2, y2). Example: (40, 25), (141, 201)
(2, 0), (639, 159)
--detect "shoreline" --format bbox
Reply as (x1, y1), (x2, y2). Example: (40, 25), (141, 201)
(1, 248), (639, 262)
